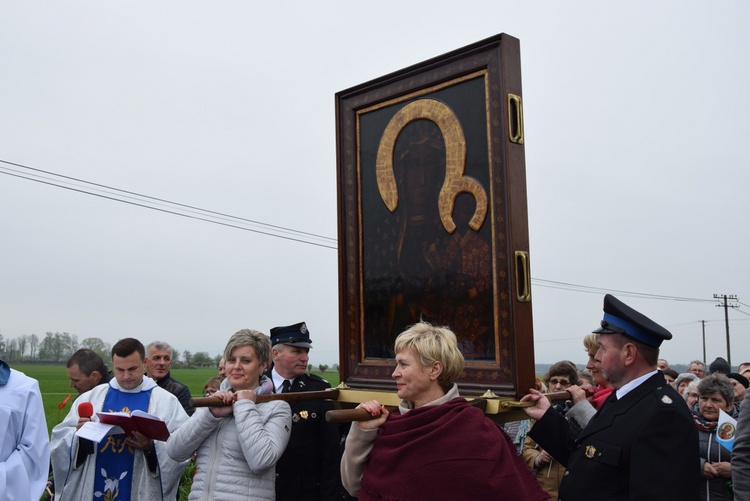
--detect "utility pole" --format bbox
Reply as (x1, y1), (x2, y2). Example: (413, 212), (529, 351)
(713, 294), (739, 366)
(701, 320), (706, 364)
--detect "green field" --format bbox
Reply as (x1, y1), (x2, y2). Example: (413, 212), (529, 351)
(13, 364), (340, 435)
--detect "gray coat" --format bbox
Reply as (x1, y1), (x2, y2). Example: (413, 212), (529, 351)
(167, 399), (291, 501)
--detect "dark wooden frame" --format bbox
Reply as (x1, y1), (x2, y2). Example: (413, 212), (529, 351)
(335, 34), (534, 397)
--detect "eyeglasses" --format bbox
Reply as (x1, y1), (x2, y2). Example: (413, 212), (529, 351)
(548, 378), (571, 387)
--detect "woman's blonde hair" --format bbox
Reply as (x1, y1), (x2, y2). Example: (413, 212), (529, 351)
(582, 333), (600, 354)
(223, 329), (271, 373)
(394, 322), (464, 388)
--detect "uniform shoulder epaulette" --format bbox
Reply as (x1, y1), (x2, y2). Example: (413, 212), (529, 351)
(304, 373), (332, 386)
(653, 385), (677, 406)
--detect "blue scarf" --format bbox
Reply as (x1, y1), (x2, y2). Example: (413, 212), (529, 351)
(0, 359), (9, 385)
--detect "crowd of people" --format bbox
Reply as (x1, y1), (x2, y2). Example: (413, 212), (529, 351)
(519, 299), (750, 501)
(2, 321), (345, 501)
(4, 298), (750, 500)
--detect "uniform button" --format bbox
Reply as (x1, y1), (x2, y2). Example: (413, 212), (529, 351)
(564, 471), (569, 476)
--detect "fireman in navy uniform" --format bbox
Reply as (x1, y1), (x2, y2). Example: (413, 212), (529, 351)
(521, 294), (700, 501)
(266, 322), (342, 501)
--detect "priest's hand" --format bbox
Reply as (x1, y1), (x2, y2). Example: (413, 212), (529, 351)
(75, 416), (92, 431)
(125, 431), (154, 452)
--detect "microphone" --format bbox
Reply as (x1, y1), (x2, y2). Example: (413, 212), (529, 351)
(77, 402), (96, 454)
(79, 402), (94, 419)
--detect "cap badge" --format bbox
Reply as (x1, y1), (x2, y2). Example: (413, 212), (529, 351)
(300, 323), (308, 334)
(661, 395), (673, 404)
(585, 445), (597, 459)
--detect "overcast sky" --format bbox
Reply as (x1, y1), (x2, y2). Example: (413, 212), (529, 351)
(1, 1), (749, 370)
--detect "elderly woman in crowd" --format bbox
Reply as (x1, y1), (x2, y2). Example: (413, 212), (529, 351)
(523, 360), (580, 500)
(683, 380), (700, 409)
(663, 368), (679, 387)
(340, 322), (548, 500)
(693, 373), (738, 501)
(676, 372), (699, 395)
(202, 376), (222, 397)
(167, 329), (291, 500)
(728, 372), (749, 404)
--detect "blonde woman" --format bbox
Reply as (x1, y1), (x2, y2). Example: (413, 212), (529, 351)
(340, 322), (547, 500)
(564, 333), (616, 433)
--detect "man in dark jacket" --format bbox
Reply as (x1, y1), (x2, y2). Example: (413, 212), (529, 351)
(265, 322), (342, 501)
(145, 341), (194, 416)
(522, 294), (700, 501)
(66, 348), (113, 395)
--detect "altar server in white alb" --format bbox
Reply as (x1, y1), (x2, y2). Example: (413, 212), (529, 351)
(51, 338), (190, 501)
(0, 357), (50, 501)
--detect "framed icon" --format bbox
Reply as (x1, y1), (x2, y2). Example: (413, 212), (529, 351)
(336, 34), (534, 397)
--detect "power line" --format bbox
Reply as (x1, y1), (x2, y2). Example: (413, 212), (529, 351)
(2, 158), (745, 310)
(531, 278), (715, 304)
(0, 159), (337, 249)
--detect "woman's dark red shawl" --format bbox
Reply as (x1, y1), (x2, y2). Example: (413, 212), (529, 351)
(359, 397), (549, 500)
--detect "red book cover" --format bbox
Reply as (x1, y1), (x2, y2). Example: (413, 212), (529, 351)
(96, 410), (170, 441)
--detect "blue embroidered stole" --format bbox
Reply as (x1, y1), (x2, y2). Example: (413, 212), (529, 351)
(93, 387), (153, 501)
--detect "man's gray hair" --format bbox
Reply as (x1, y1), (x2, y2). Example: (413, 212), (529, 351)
(146, 341), (172, 354)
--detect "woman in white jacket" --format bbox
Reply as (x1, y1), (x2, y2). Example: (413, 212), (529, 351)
(167, 329), (292, 500)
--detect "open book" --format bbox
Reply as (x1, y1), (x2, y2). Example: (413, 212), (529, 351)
(75, 410), (170, 443)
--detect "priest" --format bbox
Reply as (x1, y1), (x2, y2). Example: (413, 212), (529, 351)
(51, 338), (189, 501)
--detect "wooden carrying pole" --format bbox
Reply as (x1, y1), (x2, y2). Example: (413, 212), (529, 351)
(325, 389), (586, 423)
(190, 388), (340, 408)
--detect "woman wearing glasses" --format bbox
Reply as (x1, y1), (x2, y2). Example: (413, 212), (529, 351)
(523, 360), (580, 500)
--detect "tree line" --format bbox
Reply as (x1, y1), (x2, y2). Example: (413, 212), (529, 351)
(0, 332), (219, 368)
(1, 332), (339, 373)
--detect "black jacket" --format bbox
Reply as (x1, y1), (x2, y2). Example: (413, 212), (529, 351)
(154, 371), (194, 416)
(265, 370), (342, 501)
(530, 372), (700, 501)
